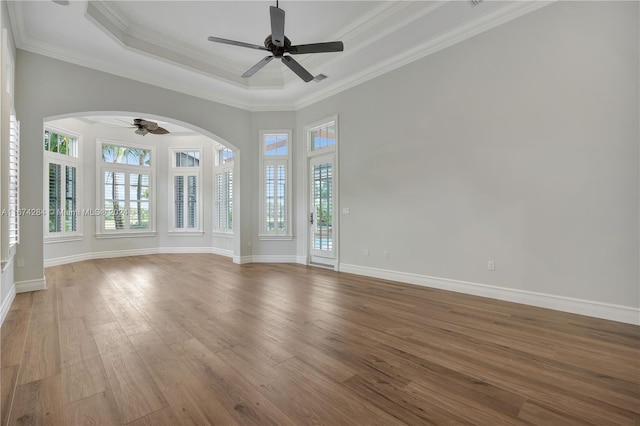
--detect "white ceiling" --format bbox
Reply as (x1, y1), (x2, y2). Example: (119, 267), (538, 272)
(8, 0), (552, 111)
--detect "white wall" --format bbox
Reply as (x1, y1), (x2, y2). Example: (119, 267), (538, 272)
(296, 1), (639, 311)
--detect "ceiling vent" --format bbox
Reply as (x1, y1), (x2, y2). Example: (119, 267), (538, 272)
(314, 74), (328, 82)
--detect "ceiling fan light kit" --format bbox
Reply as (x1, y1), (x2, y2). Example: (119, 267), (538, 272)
(208, 2), (343, 83)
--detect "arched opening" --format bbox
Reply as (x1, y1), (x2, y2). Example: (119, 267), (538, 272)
(41, 111), (240, 266)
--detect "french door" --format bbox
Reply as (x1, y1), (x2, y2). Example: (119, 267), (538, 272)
(309, 154), (335, 267)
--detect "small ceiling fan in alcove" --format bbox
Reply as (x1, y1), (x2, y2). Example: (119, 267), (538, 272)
(207, 1), (344, 82)
(127, 118), (170, 136)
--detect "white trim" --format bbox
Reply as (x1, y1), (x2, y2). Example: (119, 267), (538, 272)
(303, 116), (340, 270)
(250, 255), (298, 264)
(15, 277), (46, 293)
(169, 147), (203, 233)
(0, 283), (16, 326)
(97, 138), (156, 235)
(95, 232), (157, 239)
(339, 263), (640, 326)
(44, 247), (233, 268)
(232, 255), (299, 265)
(233, 255), (252, 265)
(259, 129), (293, 238)
(296, 256), (308, 265)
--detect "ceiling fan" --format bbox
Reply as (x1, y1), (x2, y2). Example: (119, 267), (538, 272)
(207, 1), (344, 83)
(131, 118), (169, 136)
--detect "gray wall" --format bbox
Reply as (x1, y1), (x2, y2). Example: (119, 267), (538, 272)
(12, 1), (639, 314)
(15, 51), (255, 283)
(296, 1), (639, 308)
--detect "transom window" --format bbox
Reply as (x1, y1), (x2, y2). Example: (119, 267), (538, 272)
(310, 121), (336, 151)
(44, 129), (78, 157)
(264, 134), (288, 156)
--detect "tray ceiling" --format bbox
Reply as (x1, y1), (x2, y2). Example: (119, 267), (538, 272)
(8, 1), (552, 111)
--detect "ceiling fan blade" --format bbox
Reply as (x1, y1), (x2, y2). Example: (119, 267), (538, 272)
(149, 127), (170, 135)
(270, 6), (285, 47)
(288, 41), (344, 55)
(242, 56), (275, 78)
(282, 56), (314, 83)
(139, 119), (158, 130)
(208, 36), (269, 51)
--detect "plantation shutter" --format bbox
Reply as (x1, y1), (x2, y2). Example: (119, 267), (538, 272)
(8, 115), (19, 246)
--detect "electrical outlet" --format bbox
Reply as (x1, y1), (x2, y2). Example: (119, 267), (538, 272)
(488, 260), (495, 271)
(384, 251), (389, 260)
(342, 207), (350, 215)
(17, 258), (24, 268)
(364, 248), (369, 257)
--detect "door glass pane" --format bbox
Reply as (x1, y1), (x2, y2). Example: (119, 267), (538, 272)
(312, 162), (332, 252)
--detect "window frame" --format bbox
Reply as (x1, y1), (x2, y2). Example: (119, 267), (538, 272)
(259, 129), (292, 239)
(43, 125), (83, 242)
(168, 147), (203, 235)
(213, 146), (234, 234)
(96, 139), (156, 238)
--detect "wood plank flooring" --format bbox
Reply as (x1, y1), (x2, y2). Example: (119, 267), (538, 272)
(1, 254), (638, 425)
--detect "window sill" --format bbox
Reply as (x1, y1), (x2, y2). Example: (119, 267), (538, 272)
(212, 232), (234, 239)
(259, 235), (294, 241)
(168, 231), (204, 237)
(95, 232), (157, 239)
(44, 235), (83, 244)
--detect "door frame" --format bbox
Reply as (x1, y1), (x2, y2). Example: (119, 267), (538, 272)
(303, 115), (339, 270)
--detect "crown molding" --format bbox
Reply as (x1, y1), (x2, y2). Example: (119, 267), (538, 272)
(8, 0), (555, 113)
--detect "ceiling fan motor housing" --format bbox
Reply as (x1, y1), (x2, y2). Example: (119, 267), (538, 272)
(264, 35), (291, 58)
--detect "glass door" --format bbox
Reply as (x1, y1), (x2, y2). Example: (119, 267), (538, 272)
(309, 155), (335, 266)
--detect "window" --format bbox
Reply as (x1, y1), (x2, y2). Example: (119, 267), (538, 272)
(214, 147), (233, 233)
(44, 127), (81, 239)
(99, 141), (154, 235)
(310, 121), (336, 151)
(260, 130), (292, 238)
(170, 149), (202, 233)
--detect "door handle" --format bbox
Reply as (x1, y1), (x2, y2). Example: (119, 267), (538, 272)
(309, 212), (314, 225)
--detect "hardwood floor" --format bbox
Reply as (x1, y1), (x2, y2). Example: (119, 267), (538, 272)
(1, 254), (638, 425)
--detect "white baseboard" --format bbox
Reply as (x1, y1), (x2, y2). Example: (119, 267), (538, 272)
(233, 255), (299, 264)
(45, 247), (234, 268)
(15, 277), (47, 293)
(250, 255), (298, 263)
(233, 255), (252, 264)
(339, 263), (640, 325)
(296, 256), (308, 265)
(0, 282), (16, 325)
